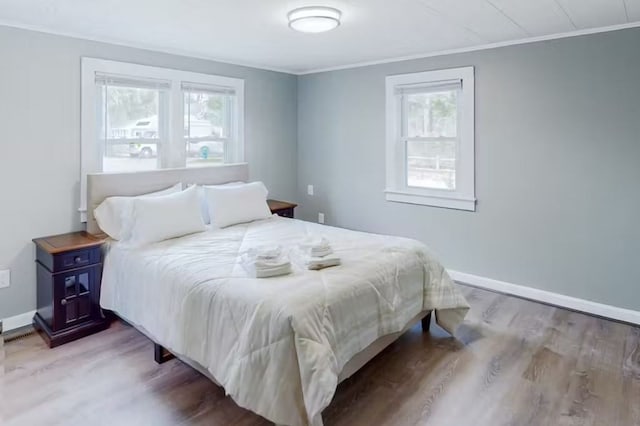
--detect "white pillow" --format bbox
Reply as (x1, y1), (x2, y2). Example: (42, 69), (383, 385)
(191, 181), (246, 225)
(204, 181), (272, 228)
(125, 185), (205, 245)
(94, 183), (182, 240)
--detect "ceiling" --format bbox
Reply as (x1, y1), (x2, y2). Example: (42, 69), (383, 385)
(0, 0), (638, 74)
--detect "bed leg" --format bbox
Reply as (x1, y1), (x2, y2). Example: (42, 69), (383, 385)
(421, 312), (432, 333)
(154, 343), (175, 364)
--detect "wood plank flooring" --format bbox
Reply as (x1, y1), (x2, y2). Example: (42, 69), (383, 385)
(2, 285), (639, 426)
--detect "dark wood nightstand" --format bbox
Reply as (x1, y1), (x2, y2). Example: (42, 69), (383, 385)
(32, 231), (109, 348)
(268, 199), (297, 218)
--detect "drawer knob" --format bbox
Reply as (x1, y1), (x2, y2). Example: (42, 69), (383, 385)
(74, 256), (82, 263)
(61, 299), (67, 306)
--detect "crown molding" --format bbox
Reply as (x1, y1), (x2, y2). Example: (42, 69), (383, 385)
(297, 21), (640, 75)
(1, 19), (639, 76)
(0, 19), (295, 75)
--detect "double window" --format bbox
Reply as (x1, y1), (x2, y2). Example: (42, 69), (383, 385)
(80, 58), (244, 218)
(385, 67), (475, 211)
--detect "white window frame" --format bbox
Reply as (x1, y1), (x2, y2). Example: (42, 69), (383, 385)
(80, 57), (244, 221)
(385, 66), (475, 211)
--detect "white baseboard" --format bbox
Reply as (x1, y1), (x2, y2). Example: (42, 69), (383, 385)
(448, 270), (640, 325)
(2, 310), (36, 333)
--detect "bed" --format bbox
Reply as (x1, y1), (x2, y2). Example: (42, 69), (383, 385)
(87, 164), (470, 426)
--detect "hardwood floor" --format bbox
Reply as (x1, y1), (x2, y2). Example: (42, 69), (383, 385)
(3, 285), (640, 426)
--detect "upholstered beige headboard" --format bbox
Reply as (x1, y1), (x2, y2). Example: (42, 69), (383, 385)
(86, 163), (249, 235)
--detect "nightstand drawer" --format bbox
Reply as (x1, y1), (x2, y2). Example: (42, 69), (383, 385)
(60, 249), (95, 269)
(37, 246), (101, 273)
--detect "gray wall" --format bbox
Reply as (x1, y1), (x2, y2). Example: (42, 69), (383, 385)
(2, 24), (639, 320)
(297, 28), (640, 311)
(0, 25), (298, 319)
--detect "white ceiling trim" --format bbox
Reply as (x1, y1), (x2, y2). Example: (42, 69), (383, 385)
(299, 20), (640, 75)
(0, 18), (294, 75)
(1, 18), (639, 76)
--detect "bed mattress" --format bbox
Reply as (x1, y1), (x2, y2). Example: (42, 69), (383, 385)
(100, 216), (469, 426)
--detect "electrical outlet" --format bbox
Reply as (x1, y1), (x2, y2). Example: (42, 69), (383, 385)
(0, 269), (10, 289)
(318, 213), (325, 224)
(307, 185), (314, 196)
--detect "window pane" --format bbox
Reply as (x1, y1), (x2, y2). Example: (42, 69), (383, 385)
(407, 90), (457, 138)
(98, 86), (162, 172)
(407, 140), (456, 190)
(184, 91), (230, 167)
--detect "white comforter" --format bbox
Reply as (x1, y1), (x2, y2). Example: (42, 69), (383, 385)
(100, 216), (469, 425)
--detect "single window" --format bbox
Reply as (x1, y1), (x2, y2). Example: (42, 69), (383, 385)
(182, 82), (239, 167)
(385, 67), (475, 211)
(80, 58), (244, 221)
(95, 75), (169, 173)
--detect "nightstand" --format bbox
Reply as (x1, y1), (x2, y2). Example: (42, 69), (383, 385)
(268, 199), (297, 218)
(32, 231), (109, 348)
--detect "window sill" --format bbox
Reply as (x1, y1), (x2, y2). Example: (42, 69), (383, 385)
(384, 190), (476, 211)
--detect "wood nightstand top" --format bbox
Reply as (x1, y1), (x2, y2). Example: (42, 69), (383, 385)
(33, 231), (105, 255)
(267, 199), (298, 212)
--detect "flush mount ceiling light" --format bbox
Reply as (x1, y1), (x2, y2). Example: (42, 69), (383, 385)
(288, 6), (342, 33)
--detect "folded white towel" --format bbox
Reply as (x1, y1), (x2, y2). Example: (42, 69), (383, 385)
(306, 255), (341, 270)
(242, 247), (292, 278)
(305, 237), (334, 258)
(255, 256), (290, 269)
(311, 245), (333, 258)
(310, 237), (330, 248)
(249, 246), (282, 261)
(255, 263), (292, 278)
